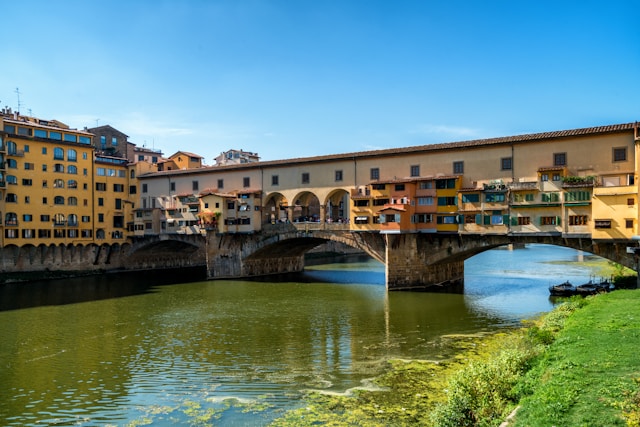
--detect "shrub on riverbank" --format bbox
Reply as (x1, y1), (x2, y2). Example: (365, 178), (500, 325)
(428, 298), (585, 426)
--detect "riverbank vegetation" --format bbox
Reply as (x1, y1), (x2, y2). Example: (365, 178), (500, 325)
(271, 289), (640, 426)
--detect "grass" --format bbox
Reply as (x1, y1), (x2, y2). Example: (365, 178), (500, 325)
(512, 290), (640, 426)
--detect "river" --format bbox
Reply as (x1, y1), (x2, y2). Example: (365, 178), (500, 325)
(0, 244), (605, 426)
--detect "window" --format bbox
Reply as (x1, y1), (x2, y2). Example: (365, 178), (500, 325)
(411, 213), (433, 223)
(453, 161), (464, 174)
(5, 193), (17, 203)
(628, 198), (635, 206)
(129, 185), (137, 194)
(395, 184), (405, 191)
(227, 202), (235, 210)
(553, 152), (566, 166)
(335, 170), (343, 181)
(354, 199), (369, 207)
(517, 216), (531, 225)
(594, 219), (611, 229)
(68, 197), (78, 206)
(112, 136), (118, 146)
(113, 184), (124, 192)
(301, 173), (310, 184)
(6, 175), (17, 185)
(6, 159), (17, 169)
(565, 191), (590, 202)
(437, 215), (457, 224)
(461, 193), (480, 203)
(192, 180), (199, 191)
(370, 168), (380, 180)
(410, 165), (420, 177)
(613, 147), (627, 162)
(552, 173), (561, 181)
(115, 199), (122, 209)
(100, 135), (106, 149)
(243, 177), (250, 188)
(68, 214), (78, 226)
(50, 132), (62, 140)
(54, 147), (64, 160)
(42, 147), (47, 154)
(67, 149), (77, 162)
(98, 198), (104, 206)
(41, 214), (50, 222)
(419, 181), (433, 189)
(97, 168), (106, 176)
(64, 134), (77, 143)
(217, 179), (224, 189)
(82, 216), (91, 223)
(372, 183), (385, 190)
(42, 197), (47, 204)
(485, 193), (506, 203)
(98, 213), (104, 223)
(501, 157), (512, 170)
(67, 165), (77, 174)
(5, 212), (18, 225)
(271, 175), (279, 186)
(626, 219), (634, 229)
(54, 164), (64, 173)
(354, 216), (369, 224)
(417, 197), (434, 205)
(54, 196), (65, 205)
(569, 215), (588, 226)
(437, 196), (457, 206)
(17, 126), (32, 136)
(540, 216), (559, 226)
(541, 173), (549, 182)
(142, 184), (148, 193)
(436, 178), (457, 189)
(541, 192), (560, 203)
(96, 183), (106, 191)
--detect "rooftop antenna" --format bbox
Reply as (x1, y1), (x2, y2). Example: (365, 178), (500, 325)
(96, 118), (100, 127)
(15, 87), (21, 113)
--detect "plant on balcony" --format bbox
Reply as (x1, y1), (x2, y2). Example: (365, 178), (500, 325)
(562, 175), (596, 186)
(197, 211), (221, 229)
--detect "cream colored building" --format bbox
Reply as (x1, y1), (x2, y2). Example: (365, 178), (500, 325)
(137, 122), (640, 241)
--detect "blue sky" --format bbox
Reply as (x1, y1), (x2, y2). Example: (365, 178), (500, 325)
(2, 1), (638, 163)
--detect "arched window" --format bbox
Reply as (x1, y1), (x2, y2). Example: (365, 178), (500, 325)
(53, 213), (65, 226)
(67, 197), (78, 206)
(68, 214), (78, 226)
(6, 175), (17, 185)
(53, 179), (64, 188)
(53, 147), (64, 160)
(7, 159), (17, 169)
(67, 149), (77, 161)
(130, 169), (136, 179)
(96, 229), (105, 239)
(54, 163), (64, 173)
(6, 140), (17, 155)
(67, 180), (78, 189)
(5, 212), (18, 225)
(67, 165), (78, 174)
(54, 196), (65, 205)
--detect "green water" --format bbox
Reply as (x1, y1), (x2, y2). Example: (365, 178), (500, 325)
(0, 246), (598, 426)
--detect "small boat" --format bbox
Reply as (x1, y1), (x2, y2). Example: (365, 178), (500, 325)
(549, 281), (576, 296)
(576, 281), (601, 296)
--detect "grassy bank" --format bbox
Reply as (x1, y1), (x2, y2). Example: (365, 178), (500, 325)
(270, 290), (640, 426)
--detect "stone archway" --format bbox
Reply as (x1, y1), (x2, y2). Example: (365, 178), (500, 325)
(292, 191), (321, 223)
(324, 189), (350, 224)
(263, 192), (289, 223)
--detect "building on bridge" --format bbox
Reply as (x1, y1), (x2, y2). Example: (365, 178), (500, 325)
(134, 121), (640, 242)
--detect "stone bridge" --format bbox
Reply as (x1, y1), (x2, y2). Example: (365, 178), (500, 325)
(202, 223), (640, 291)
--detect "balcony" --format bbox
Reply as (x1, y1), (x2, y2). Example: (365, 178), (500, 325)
(562, 176), (596, 188)
(508, 181), (538, 191)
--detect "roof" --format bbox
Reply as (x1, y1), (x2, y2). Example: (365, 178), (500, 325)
(139, 122), (638, 179)
(169, 151), (203, 159)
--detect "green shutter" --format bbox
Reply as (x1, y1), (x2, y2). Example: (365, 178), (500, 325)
(511, 216), (518, 226)
(475, 214), (482, 225)
(503, 215), (511, 225)
(483, 215), (491, 225)
(556, 216), (561, 225)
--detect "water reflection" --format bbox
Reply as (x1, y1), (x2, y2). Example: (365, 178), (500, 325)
(0, 244), (604, 426)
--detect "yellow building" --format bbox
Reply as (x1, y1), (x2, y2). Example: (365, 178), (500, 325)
(1, 111), (95, 247)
